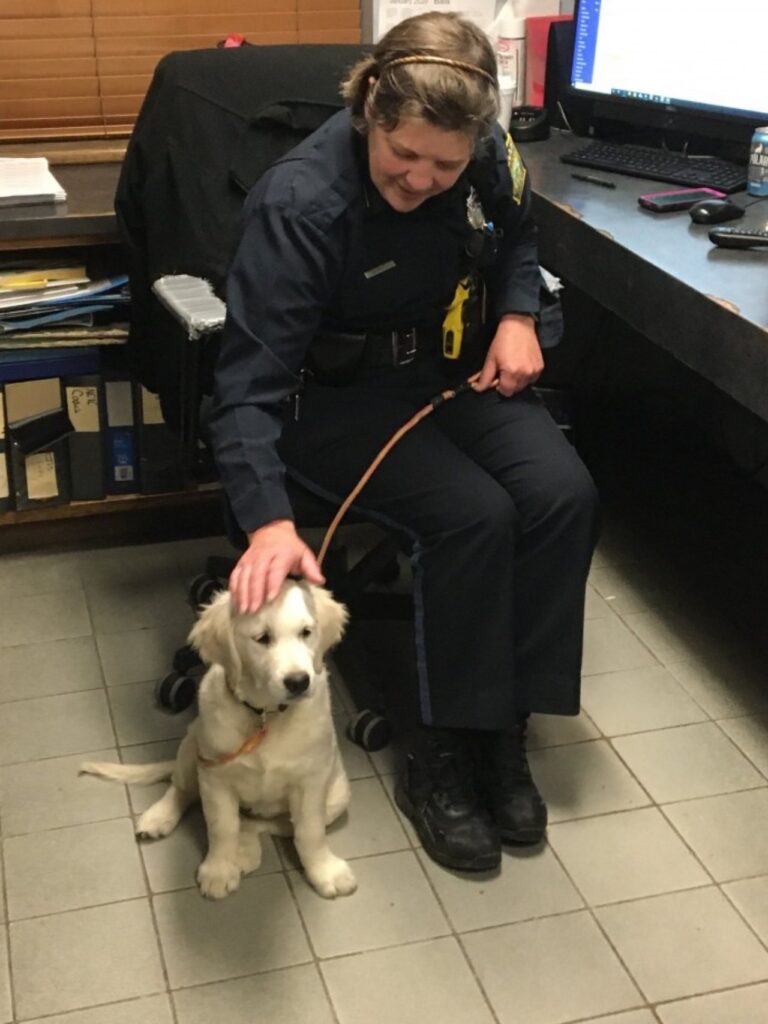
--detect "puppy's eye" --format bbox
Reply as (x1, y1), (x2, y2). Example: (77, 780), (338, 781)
(300, 627), (313, 639)
(256, 632), (272, 646)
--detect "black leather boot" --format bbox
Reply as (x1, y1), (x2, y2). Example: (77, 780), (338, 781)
(474, 719), (547, 845)
(395, 727), (501, 872)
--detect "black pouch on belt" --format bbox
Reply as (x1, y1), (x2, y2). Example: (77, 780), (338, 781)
(305, 331), (368, 386)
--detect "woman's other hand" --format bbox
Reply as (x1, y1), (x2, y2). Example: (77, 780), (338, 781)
(229, 520), (325, 613)
(475, 313), (543, 397)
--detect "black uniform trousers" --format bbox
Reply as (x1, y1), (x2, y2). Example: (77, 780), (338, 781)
(278, 355), (600, 733)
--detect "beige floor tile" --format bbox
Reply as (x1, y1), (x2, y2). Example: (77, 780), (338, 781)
(657, 982), (768, 1023)
(108, 680), (196, 745)
(418, 844), (583, 932)
(0, 860), (4, 923)
(526, 710), (601, 749)
(332, 707), (377, 780)
(368, 737), (400, 776)
(595, 887), (768, 1002)
(0, 930), (9, 1024)
(621, 611), (714, 666)
(119, 739), (180, 814)
(581, 665), (708, 737)
(77, 544), (183, 589)
(322, 777), (411, 860)
(86, 577), (192, 635)
(0, 690), (114, 766)
(668, 657), (768, 718)
(378, 771), (420, 847)
(0, 636), (102, 703)
(322, 938), (495, 1024)
(153, 874), (311, 988)
(724, 875), (768, 946)
(0, 748), (126, 836)
(96, 623), (193, 686)
(0, 552), (82, 598)
(585, 584), (615, 619)
(290, 851), (449, 959)
(549, 808), (709, 906)
(664, 789), (768, 882)
(173, 964), (335, 1024)
(0, 590), (91, 648)
(588, 564), (663, 616)
(582, 614), (658, 677)
(719, 713), (768, 779)
(10, 900), (165, 1020)
(4, 818), (146, 919)
(24, 994), (174, 1024)
(585, 1013), (656, 1024)
(529, 740), (651, 822)
(612, 723), (764, 803)
(462, 910), (641, 1024)
(140, 805), (282, 893)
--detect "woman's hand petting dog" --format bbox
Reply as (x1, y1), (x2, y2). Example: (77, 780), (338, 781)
(81, 580), (356, 900)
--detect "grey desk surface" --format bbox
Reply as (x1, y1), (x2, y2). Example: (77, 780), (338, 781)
(0, 163), (120, 245)
(1, 144), (766, 419)
(522, 130), (768, 422)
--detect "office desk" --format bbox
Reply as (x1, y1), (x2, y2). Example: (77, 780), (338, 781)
(0, 163), (120, 249)
(2, 148), (766, 421)
(521, 132), (768, 423)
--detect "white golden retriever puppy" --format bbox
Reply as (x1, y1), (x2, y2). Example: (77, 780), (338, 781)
(81, 580), (356, 900)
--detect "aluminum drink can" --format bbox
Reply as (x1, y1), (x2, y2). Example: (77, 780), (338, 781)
(747, 127), (768, 196)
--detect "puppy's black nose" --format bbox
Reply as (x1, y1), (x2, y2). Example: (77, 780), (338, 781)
(283, 672), (310, 696)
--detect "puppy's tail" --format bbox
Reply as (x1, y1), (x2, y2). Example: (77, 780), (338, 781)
(79, 760), (176, 785)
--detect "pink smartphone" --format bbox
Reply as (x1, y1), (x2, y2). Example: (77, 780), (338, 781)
(638, 187), (727, 212)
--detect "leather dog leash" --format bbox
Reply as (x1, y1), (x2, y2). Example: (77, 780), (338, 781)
(317, 371), (496, 567)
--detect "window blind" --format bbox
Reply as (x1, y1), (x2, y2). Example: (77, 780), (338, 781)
(0, 0), (361, 142)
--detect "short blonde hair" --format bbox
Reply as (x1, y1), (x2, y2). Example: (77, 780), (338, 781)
(341, 13), (499, 142)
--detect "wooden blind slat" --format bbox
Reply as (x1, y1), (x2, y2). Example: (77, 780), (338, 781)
(95, 13), (297, 36)
(0, 57), (97, 79)
(4, 1), (92, 15)
(0, 3), (361, 142)
(0, 18), (93, 40)
(0, 37), (95, 59)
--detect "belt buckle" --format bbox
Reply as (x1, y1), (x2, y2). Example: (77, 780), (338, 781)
(391, 328), (417, 366)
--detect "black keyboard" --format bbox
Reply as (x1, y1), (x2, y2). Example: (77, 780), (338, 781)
(561, 140), (747, 193)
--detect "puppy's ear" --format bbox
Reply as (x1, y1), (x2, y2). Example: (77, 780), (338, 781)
(310, 585), (348, 664)
(188, 590), (242, 684)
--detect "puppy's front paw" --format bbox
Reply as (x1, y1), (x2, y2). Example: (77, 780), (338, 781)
(307, 855), (357, 899)
(197, 856), (242, 899)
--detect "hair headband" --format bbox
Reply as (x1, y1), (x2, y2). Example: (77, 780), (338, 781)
(382, 55), (497, 86)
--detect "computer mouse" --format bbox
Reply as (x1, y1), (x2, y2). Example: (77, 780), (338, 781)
(689, 199), (744, 224)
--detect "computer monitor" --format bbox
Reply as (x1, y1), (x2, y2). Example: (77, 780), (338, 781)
(568, 0), (768, 151)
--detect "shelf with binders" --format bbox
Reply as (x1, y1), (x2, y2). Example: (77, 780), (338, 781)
(0, 244), (215, 538)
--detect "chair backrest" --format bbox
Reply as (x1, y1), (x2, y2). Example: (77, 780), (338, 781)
(115, 44), (364, 419)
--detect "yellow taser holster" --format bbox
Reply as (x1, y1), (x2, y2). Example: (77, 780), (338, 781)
(442, 276), (473, 360)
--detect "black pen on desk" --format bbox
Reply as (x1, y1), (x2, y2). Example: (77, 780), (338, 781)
(571, 172), (616, 189)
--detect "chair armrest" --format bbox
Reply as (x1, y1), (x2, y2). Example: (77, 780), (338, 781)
(152, 274), (226, 339)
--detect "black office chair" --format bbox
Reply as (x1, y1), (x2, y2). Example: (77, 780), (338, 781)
(115, 43), (411, 749)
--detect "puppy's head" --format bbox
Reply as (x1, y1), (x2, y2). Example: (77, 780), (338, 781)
(188, 581), (348, 709)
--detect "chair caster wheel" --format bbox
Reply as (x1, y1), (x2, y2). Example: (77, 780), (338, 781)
(172, 644), (200, 675)
(346, 709), (391, 751)
(188, 573), (222, 611)
(155, 671), (198, 714)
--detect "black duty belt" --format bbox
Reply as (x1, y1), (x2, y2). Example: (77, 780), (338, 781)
(311, 326), (441, 379)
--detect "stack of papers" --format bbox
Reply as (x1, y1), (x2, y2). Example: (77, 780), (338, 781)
(0, 157), (67, 208)
(0, 275), (129, 333)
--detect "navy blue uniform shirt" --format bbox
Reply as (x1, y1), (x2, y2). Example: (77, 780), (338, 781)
(210, 108), (541, 534)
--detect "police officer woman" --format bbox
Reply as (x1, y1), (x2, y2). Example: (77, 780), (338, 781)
(210, 12), (600, 872)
